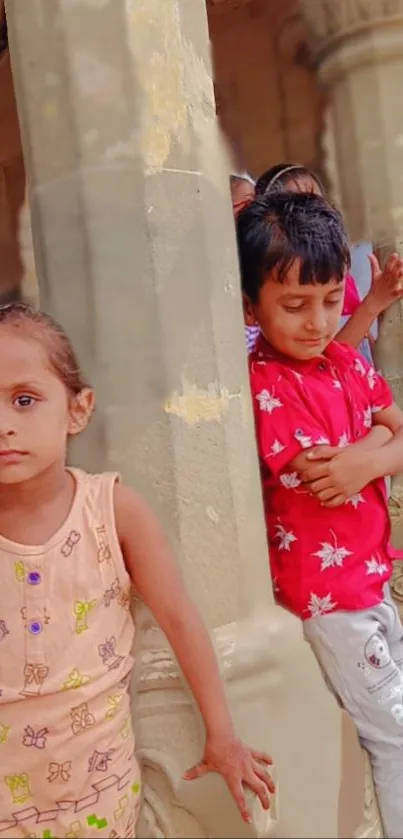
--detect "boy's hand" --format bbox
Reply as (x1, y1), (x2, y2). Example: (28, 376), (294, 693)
(184, 734), (275, 823)
(299, 445), (378, 506)
(367, 252), (403, 315)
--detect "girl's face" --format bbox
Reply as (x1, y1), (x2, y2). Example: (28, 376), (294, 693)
(0, 329), (93, 485)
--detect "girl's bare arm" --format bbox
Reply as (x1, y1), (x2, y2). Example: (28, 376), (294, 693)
(114, 483), (275, 822)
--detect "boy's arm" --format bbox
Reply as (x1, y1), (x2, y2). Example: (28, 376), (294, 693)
(249, 360), (332, 477)
(298, 410), (402, 506)
(296, 345), (397, 505)
(292, 424), (392, 475)
(370, 403), (403, 476)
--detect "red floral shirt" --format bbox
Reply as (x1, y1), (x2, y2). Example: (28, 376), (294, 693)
(250, 335), (394, 619)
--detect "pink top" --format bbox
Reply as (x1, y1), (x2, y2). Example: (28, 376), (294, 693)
(343, 273), (361, 316)
(250, 335), (394, 620)
(0, 468), (140, 839)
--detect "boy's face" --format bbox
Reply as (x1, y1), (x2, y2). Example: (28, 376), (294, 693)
(244, 259), (345, 361)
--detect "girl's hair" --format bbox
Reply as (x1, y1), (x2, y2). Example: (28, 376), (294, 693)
(255, 163), (324, 198)
(0, 303), (88, 395)
(236, 192), (350, 304)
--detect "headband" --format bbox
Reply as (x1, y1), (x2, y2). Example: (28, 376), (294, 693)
(266, 164), (305, 191)
(230, 171), (256, 186)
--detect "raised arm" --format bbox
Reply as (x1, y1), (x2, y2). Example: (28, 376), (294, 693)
(336, 253), (403, 348)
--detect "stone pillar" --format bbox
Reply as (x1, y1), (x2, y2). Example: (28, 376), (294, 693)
(302, 0), (403, 568)
(0, 0), (26, 303)
(6, 0), (372, 836)
(300, 1), (403, 402)
(300, 1), (403, 829)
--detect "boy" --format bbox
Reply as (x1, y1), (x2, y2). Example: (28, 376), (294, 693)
(237, 191), (403, 839)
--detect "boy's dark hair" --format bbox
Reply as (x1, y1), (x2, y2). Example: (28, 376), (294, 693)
(236, 192), (350, 304)
(255, 163), (323, 198)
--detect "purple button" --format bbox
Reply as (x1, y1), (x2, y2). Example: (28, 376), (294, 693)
(28, 620), (42, 635)
(27, 571), (41, 586)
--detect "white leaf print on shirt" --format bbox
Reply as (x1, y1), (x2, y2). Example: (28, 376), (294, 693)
(313, 530), (353, 571)
(279, 472), (301, 489)
(338, 432), (349, 448)
(347, 494), (365, 509)
(315, 436), (330, 445)
(363, 407), (372, 429)
(366, 556), (389, 576)
(294, 428), (312, 449)
(308, 592), (337, 617)
(274, 523), (297, 551)
(256, 388), (282, 414)
(333, 379), (342, 390)
(367, 367), (376, 391)
(268, 439), (286, 457)
(291, 370), (304, 383)
(354, 357), (366, 377)
(372, 404), (385, 414)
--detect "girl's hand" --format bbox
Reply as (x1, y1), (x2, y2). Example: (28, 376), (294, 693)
(115, 483), (275, 824)
(183, 734), (275, 823)
(367, 252), (403, 315)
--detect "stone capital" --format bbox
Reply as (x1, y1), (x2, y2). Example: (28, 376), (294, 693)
(301, 0), (403, 75)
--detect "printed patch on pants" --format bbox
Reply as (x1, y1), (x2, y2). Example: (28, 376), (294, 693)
(364, 633), (391, 670)
(391, 703), (403, 725)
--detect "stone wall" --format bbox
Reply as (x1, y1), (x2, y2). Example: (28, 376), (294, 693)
(207, 0), (327, 178)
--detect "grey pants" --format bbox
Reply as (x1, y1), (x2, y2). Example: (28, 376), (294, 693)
(304, 589), (403, 839)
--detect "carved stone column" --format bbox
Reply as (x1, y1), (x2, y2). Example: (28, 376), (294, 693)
(301, 0), (403, 556)
(300, 0), (403, 831)
(301, 0), (403, 386)
(0, 1), (26, 303)
(7, 0), (371, 836)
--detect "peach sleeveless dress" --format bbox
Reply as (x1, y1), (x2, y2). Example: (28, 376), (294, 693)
(0, 469), (140, 838)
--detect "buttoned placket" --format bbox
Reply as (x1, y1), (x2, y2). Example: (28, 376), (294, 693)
(23, 559), (47, 668)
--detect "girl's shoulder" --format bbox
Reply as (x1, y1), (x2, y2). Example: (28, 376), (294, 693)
(69, 467), (121, 531)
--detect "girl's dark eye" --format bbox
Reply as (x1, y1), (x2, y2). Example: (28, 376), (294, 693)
(14, 395), (36, 408)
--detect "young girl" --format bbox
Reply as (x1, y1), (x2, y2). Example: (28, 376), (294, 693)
(246, 163), (403, 360)
(0, 303), (274, 838)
